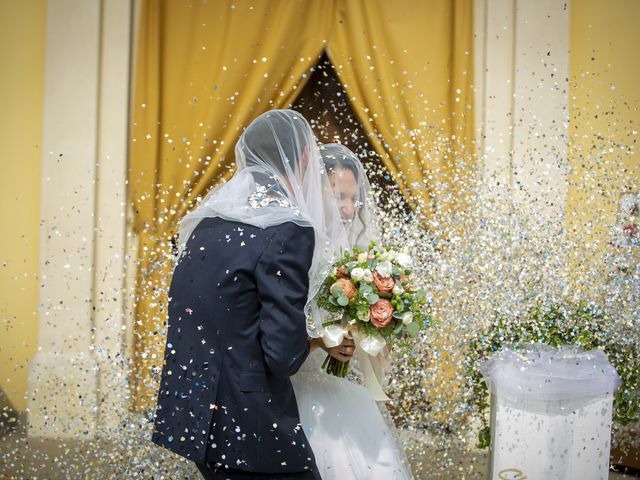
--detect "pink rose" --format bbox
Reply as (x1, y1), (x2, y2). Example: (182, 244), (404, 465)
(370, 299), (394, 328)
(331, 278), (357, 300)
(372, 273), (395, 293)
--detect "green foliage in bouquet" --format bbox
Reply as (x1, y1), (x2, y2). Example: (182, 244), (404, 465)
(317, 243), (430, 339)
(466, 302), (640, 449)
(316, 242), (431, 376)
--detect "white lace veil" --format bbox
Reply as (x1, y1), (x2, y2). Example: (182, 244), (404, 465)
(319, 143), (381, 249)
(178, 110), (348, 336)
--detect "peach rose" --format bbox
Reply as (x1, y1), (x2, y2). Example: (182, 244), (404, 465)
(336, 266), (348, 279)
(331, 278), (357, 300)
(372, 273), (395, 293)
(370, 298), (394, 328)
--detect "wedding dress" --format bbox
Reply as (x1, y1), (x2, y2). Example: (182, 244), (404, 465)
(292, 350), (412, 479)
(293, 144), (413, 479)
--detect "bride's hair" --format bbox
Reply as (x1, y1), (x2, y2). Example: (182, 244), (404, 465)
(321, 150), (359, 180)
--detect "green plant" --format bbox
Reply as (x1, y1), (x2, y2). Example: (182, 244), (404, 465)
(466, 302), (640, 448)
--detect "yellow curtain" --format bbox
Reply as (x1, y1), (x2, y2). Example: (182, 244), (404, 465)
(325, 1), (475, 421)
(129, 0), (474, 411)
(129, 0), (333, 410)
(326, 1), (474, 420)
(327, 0), (475, 226)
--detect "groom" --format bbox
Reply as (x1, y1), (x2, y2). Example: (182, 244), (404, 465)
(151, 111), (321, 479)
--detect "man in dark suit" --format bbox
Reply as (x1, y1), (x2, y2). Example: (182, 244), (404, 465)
(151, 110), (325, 479)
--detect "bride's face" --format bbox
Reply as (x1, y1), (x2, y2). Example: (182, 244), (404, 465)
(329, 167), (358, 222)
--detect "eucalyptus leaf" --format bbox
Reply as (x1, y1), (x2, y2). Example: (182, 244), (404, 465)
(406, 322), (420, 337)
(360, 284), (373, 294)
(337, 295), (349, 307)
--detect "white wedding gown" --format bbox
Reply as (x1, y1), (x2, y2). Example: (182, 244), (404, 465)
(291, 349), (413, 479)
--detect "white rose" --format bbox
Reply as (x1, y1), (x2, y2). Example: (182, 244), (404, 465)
(357, 252), (368, 263)
(362, 269), (373, 282)
(387, 250), (397, 260)
(401, 312), (413, 325)
(375, 261), (393, 277)
(395, 253), (413, 269)
(351, 267), (366, 281)
(392, 283), (404, 296)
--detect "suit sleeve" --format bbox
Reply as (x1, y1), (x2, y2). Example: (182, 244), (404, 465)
(255, 222), (315, 378)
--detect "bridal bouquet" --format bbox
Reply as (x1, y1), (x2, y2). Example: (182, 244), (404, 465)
(316, 243), (430, 377)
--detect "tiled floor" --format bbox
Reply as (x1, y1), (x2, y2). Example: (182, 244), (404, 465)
(399, 430), (639, 480)
(0, 417), (638, 479)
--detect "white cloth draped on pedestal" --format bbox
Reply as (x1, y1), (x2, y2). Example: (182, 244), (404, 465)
(480, 344), (620, 480)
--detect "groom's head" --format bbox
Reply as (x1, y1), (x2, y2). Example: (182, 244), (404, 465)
(238, 110), (313, 179)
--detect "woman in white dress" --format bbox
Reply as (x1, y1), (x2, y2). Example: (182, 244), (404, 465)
(292, 143), (413, 480)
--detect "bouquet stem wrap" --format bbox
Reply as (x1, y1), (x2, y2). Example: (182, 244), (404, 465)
(322, 324), (391, 401)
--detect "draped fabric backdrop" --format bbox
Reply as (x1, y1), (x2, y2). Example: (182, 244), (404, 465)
(129, 0), (474, 410)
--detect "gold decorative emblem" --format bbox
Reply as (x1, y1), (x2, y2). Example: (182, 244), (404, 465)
(498, 468), (527, 480)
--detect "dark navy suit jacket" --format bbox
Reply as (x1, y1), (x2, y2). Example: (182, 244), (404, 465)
(151, 216), (318, 475)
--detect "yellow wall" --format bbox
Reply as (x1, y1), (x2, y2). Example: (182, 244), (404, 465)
(0, 0), (46, 411)
(0, 0), (637, 412)
(568, 0), (640, 288)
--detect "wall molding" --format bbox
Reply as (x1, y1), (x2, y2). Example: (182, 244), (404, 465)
(28, 0), (133, 438)
(474, 0), (570, 226)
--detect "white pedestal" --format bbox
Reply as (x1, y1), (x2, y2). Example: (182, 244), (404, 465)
(489, 394), (614, 480)
(481, 345), (619, 480)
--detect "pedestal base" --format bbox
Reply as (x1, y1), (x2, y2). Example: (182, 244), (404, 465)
(489, 394), (614, 480)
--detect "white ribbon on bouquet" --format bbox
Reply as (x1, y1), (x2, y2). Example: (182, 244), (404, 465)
(322, 324), (391, 401)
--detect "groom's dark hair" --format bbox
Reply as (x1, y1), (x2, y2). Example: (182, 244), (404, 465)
(241, 111), (311, 177)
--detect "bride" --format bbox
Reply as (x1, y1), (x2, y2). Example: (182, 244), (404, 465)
(292, 143), (413, 479)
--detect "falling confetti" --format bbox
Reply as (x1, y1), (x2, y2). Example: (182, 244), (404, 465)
(3, 18), (639, 480)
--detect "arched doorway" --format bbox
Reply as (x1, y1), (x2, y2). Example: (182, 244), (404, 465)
(292, 53), (405, 212)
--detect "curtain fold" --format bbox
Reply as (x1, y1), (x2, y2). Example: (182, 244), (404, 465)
(128, 0), (474, 410)
(324, 1), (475, 419)
(327, 0), (474, 226)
